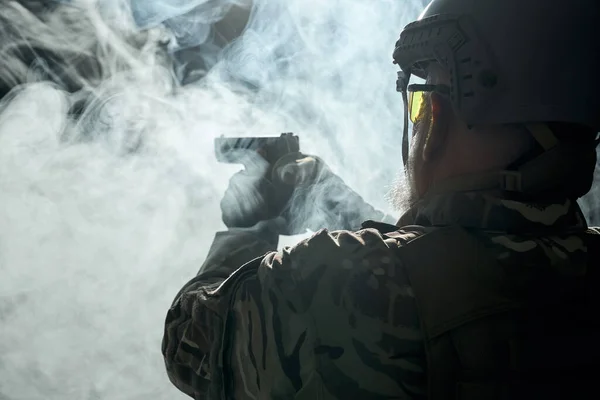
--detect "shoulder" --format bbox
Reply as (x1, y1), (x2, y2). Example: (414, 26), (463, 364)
(262, 225), (426, 280)
(286, 223), (429, 261)
(255, 224), (431, 315)
(264, 226), (428, 398)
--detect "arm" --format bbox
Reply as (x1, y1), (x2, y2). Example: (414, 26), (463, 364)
(198, 221), (281, 278)
(162, 226), (427, 399)
(161, 222), (279, 398)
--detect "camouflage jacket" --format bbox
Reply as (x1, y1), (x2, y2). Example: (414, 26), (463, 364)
(162, 192), (594, 399)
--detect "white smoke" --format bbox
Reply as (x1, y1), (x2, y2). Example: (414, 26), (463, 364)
(580, 161), (600, 223)
(0, 0), (426, 399)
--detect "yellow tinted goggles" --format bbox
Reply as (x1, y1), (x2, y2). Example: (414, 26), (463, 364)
(407, 90), (426, 123)
(407, 84), (451, 123)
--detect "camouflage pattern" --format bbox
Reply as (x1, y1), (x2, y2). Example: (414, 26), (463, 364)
(162, 191), (594, 399)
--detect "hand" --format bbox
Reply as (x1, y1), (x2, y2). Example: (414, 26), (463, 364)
(219, 155), (293, 230)
(278, 156), (384, 232)
(220, 152), (384, 235)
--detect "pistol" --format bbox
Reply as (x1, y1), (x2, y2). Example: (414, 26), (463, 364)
(214, 132), (300, 166)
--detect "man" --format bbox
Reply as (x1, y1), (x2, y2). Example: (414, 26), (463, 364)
(162, 0), (600, 399)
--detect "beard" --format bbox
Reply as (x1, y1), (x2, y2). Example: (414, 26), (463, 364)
(386, 169), (417, 215)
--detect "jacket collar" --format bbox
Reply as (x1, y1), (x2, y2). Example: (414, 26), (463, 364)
(397, 192), (588, 233)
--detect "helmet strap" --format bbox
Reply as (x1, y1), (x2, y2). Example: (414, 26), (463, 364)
(525, 123), (559, 150)
(424, 124), (593, 199)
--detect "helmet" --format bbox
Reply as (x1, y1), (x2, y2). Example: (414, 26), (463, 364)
(392, 0), (600, 198)
(393, 0), (600, 130)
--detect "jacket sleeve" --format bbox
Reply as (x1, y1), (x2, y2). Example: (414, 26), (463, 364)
(162, 226), (426, 399)
(161, 226), (279, 399)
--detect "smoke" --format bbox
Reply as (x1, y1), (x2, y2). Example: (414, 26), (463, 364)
(0, 0), (426, 399)
(580, 161), (600, 223)
(0, 0), (597, 399)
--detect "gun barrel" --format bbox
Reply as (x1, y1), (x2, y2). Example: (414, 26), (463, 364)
(214, 133), (299, 165)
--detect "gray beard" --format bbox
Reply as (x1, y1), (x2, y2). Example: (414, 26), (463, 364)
(385, 171), (417, 215)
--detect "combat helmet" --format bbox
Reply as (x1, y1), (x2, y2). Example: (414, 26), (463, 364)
(393, 0), (600, 198)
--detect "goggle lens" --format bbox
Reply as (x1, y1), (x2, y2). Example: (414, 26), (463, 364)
(408, 90), (425, 123)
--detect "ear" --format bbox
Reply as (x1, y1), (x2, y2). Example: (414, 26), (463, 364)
(422, 92), (451, 162)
